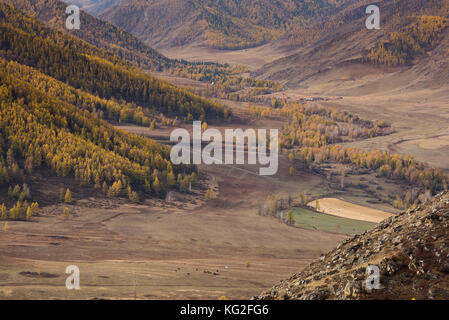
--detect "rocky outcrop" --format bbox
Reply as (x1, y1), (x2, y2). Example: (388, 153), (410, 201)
(256, 192), (449, 300)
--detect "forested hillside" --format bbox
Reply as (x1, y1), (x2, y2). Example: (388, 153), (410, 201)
(256, 0), (449, 86)
(3, 0), (176, 71)
(364, 15), (448, 66)
(0, 3), (215, 217)
(0, 58), (152, 126)
(0, 3), (228, 121)
(99, 0), (338, 49)
(5, 0), (280, 102)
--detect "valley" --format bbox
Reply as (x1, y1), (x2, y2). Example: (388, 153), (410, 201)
(0, 113), (347, 299)
(1, 0), (449, 301)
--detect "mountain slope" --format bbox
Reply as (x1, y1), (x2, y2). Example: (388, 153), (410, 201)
(2, 0), (175, 71)
(68, 0), (124, 15)
(0, 3), (218, 212)
(255, 0), (449, 88)
(5, 0), (274, 95)
(256, 191), (449, 300)
(0, 3), (227, 120)
(99, 0), (338, 50)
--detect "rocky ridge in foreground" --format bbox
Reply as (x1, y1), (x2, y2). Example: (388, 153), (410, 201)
(256, 192), (449, 300)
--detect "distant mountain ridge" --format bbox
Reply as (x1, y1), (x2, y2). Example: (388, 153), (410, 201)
(19, 0), (449, 91)
(254, 0), (449, 88)
(4, 0), (258, 85)
(92, 0), (449, 93)
(1, 0), (174, 71)
(67, 0), (124, 15)
(98, 0), (340, 49)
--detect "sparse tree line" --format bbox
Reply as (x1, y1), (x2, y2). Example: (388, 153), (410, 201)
(145, 56), (283, 103)
(295, 145), (448, 198)
(253, 100), (449, 217)
(248, 102), (391, 148)
(0, 201), (39, 221)
(0, 186), (78, 221)
(259, 193), (293, 221)
(270, 102), (448, 197)
(1, 184), (39, 221)
(258, 192), (319, 226)
(393, 188), (433, 211)
(191, 76), (283, 104)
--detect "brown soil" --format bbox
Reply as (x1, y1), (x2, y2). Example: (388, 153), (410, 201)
(0, 114), (350, 300)
(309, 198), (394, 223)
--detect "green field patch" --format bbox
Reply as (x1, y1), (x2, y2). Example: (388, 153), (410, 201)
(287, 207), (376, 235)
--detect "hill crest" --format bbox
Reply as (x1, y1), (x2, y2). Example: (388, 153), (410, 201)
(256, 191), (449, 300)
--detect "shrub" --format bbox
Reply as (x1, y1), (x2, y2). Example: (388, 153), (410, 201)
(127, 186), (139, 202)
(0, 204), (7, 220)
(64, 189), (72, 203)
(26, 206), (32, 220)
(206, 189), (215, 200)
(62, 207), (70, 219)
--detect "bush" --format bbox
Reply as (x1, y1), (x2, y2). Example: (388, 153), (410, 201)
(62, 207), (70, 219)
(206, 189), (215, 200)
(0, 204), (7, 220)
(64, 189), (72, 203)
(8, 185), (21, 199)
(127, 186), (139, 202)
(26, 206), (32, 220)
